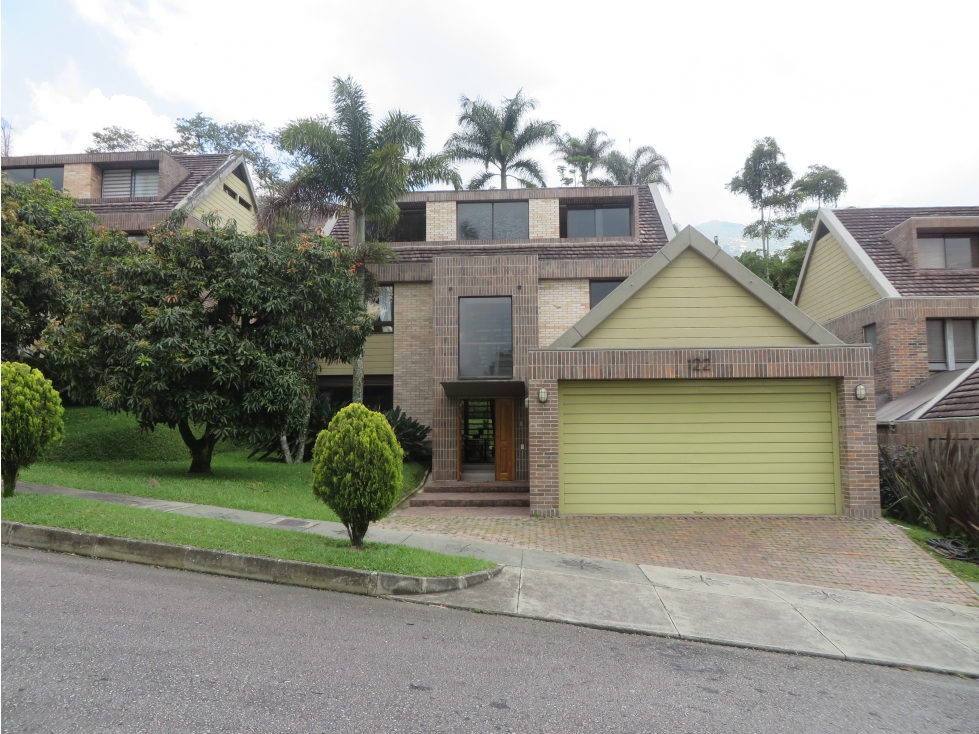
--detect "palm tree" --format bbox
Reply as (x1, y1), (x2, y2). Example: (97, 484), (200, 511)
(552, 128), (615, 186)
(268, 76), (458, 407)
(443, 91), (556, 189)
(593, 146), (672, 191)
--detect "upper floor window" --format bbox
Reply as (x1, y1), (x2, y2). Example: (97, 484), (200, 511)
(918, 234), (978, 269)
(863, 323), (878, 355)
(366, 208), (426, 242)
(564, 206), (631, 238)
(927, 318), (978, 371)
(459, 296), (513, 378)
(590, 280), (625, 308)
(102, 168), (158, 198)
(373, 285), (393, 333)
(4, 166), (64, 190)
(457, 202), (528, 240)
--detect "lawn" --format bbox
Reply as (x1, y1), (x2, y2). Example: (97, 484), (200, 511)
(1, 494), (492, 577)
(21, 407), (429, 522)
(889, 518), (979, 585)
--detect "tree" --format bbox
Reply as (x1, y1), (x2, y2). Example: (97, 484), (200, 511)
(593, 146), (672, 191)
(311, 403), (403, 547)
(2, 118), (14, 156)
(87, 126), (151, 153)
(1, 178), (96, 363)
(793, 164), (847, 234)
(726, 137), (799, 278)
(271, 76), (458, 403)
(2, 362), (64, 496)
(735, 239), (808, 299)
(444, 90), (557, 189)
(552, 128), (614, 186)
(48, 214), (373, 474)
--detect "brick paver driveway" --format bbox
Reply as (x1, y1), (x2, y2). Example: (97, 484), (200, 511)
(377, 513), (978, 606)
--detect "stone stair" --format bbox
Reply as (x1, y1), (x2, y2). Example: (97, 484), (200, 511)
(409, 480), (530, 508)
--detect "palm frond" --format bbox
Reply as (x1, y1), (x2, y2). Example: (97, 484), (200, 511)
(467, 169), (496, 190)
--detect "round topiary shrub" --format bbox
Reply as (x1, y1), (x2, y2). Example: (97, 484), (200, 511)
(311, 403), (403, 547)
(2, 362), (65, 496)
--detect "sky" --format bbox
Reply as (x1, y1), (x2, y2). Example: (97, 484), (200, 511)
(2, 0), (978, 229)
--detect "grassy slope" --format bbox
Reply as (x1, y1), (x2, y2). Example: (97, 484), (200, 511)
(1, 494), (492, 577)
(888, 519), (979, 584)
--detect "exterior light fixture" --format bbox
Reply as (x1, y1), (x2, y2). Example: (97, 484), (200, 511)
(538, 388), (549, 403)
(855, 384), (867, 401)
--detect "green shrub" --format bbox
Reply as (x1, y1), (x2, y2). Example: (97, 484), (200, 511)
(45, 407), (200, 462)
(311, 403), (403, 546)
(2, 362), (65, 495)
(384, 406), (432, 462)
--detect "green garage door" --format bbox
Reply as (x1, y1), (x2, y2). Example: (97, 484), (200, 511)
(559, 379), (841, 515)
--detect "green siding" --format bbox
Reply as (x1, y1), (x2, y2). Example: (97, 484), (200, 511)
(317, 333), (394, 376)
(796, 232), (881, 323)
(559, 379), (841, 515)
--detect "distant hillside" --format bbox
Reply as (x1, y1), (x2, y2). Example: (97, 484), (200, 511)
(694, 220), (808, 257)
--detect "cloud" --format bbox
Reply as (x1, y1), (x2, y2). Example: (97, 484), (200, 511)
(13, 68), (175, 155)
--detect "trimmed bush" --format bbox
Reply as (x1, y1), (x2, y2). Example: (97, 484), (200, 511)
(2, 362), (65, 495)
(384, 406), (432, 462)
(311, 403), (403, 546)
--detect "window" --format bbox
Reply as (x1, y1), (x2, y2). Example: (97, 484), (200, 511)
(457, 202), (529, 240)
(223, 184), (239, 201)
(590, 280), (625, 308)
(564, 207), (631, 238)
(101, 168), (159, 198)
(459, 297), (513, 378)
(918, 234), (979, 269)
(373, 285), (393, 333)
(927, 319), (978, 370)
(863, 323), (878, 355)
(4, 166), (64, 190)
(366, 208), (426, 242)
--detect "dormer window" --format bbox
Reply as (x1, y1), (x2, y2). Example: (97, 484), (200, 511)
(102, 168), (159, 198)
(918, 234), (978, 269)
(457, 202), (528, 240)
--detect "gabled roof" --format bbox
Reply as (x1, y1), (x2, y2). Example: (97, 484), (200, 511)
(877, 362), (979, 422)
(795, 206), (979, 302)
(549, 226), (842, 348)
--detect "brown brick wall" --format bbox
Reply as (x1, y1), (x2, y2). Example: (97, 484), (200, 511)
(426, 201), (456, 241)
(63, 163), (101, 198)
(823, 297), (979, 400)
(529, 198), (559, 238)
(878, 418), (979, 449)
(393, 283), (434, 429)
(528, 346), (878, 517)
(538, 280), (589, 347)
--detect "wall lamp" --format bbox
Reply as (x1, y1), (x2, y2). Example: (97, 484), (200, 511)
(854, 384), (867, 401)
(538, 388), (549, 403)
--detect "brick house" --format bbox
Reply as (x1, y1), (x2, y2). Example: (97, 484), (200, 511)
(327, 187), (879, 517)
(2, 150), (260, 235)
(793, 207), (979, 447)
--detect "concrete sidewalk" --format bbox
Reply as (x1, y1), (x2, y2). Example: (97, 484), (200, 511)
(15, 482), (979, 676)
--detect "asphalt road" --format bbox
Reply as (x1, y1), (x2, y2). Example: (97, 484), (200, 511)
(2, 547), (977, 734)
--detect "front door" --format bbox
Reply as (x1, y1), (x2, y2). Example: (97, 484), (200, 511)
(494, 397), (515, 481)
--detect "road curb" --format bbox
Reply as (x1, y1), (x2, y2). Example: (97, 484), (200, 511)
(0, 521), (502, 596)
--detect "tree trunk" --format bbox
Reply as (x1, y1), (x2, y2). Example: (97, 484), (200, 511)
(2, 466), (19, 497)
(296, 389), (314, 462)
(279, 433), (294, 464)
(178, 421), (217, 474)
(352, 213), (367, 405)
(345, 519), (370, 548)
(500, 164), (507, 190)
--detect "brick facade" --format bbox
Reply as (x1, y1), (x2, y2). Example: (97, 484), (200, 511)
(529, 198), (559, 238)
(528, 347), (879, 518)
(823, 297), (979, 400)
(63, 163), (102, 199)
(538, 279), (589, 347)
(393, 283), (434, 428)
(426, 201), (456, 241)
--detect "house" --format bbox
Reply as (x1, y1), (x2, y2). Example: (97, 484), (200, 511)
(327, 186), (879, 517)
(1, 150), (259, 235)
(792, 207), (979, 447)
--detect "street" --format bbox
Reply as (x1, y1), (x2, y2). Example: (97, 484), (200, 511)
(2, 547), (977, 733)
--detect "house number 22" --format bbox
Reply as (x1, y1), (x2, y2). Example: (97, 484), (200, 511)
(688, 357), (712, 372)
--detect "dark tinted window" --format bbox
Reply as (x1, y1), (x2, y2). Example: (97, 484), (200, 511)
(394, 209), (425, 241)
(458, 203), (493, 240)
(863, 323), (878, 355)
(590, 280), (624, 308)
(4, 166), (64, 189)
(4, 168), (34, 185)
(927, 319), (947, 368)
(567, 209), (595, 238)
(459, 297), (513, 378)
(457, 202), (528, 240)
(566, 207), (631, 238)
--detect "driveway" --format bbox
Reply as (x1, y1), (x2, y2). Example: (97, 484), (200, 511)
(378, 513), (978, 606)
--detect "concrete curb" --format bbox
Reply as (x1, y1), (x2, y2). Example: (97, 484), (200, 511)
(0, 521), (502, 596)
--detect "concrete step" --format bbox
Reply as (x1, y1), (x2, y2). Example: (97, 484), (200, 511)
(410, 492), (530, 508)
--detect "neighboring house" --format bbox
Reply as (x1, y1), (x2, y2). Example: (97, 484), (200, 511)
(792, 207), (979, 447)
(1, 151), (259, 235)
(326, 188), (878, 517)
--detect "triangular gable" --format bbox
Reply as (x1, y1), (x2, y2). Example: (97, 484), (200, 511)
(549, 226), (842, 349)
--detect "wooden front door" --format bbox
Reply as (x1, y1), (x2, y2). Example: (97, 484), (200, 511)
(494, 397), (515, 481)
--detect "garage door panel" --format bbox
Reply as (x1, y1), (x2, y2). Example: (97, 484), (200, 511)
(559, 379), (840, 515)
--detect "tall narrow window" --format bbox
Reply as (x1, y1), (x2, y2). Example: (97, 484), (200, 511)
(863, 323), (878, 355)
(927, 318), (978, 370)
(459, 297), (513, 378)
(373, 285), (394, 333)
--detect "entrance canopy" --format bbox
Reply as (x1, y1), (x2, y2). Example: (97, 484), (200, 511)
(440, 380), (526, 399)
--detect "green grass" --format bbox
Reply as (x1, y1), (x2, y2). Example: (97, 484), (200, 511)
(400, 461), (428, 500)
(888, 518), (979, 584)
(1, 493), (493, 577)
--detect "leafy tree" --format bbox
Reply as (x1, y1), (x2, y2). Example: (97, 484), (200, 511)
(552, 128), (614, 186)
(271, 76), (458, 403)
(48, 215), (373, 474)
(1, 178), (96, 362)
(726, 137), (799, 278)
(735, 239), (808, 298)
(593, 146), (672, 191)
(311, 403), (403, 547)
(444, 90), (557, 189)
(2, 362), (64, 495)
(87, 126), (151, 153)
(792, 164), (847, 234)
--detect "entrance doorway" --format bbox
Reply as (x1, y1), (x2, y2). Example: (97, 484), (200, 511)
(458, 398), (515, 481)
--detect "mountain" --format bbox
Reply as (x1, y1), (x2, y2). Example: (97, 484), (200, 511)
(693, 220), (808, 257)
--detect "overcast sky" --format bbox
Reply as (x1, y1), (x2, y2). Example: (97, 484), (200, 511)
(2, 0), (977, 228)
